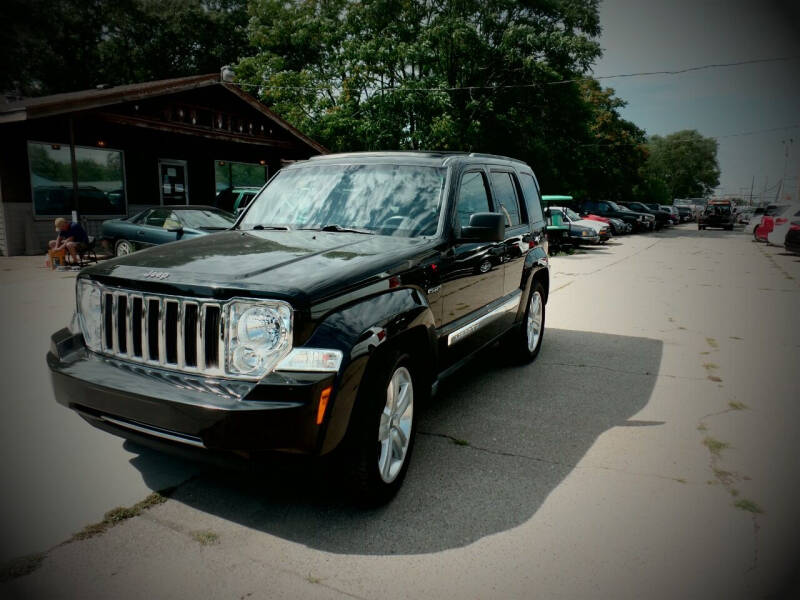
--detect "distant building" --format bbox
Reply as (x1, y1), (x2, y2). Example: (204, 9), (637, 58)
(0, 72), (326, 256)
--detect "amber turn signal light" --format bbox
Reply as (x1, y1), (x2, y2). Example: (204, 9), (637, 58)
(317, 386), (332, 425)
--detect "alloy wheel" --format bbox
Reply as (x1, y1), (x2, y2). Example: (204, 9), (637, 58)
(377, 366), (414, 484)
(526, 290), (543, 352)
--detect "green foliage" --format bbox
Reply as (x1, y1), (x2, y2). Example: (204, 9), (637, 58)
(237, 0), (609, 195)
(640, 130), (720, 201)
(1, 0), (249, 95)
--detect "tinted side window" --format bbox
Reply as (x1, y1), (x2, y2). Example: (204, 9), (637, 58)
(456, 171), (491, 228)
(518, 173), (545, 225)
(145, 209), (169, 227)
(490, 171), (522, 227)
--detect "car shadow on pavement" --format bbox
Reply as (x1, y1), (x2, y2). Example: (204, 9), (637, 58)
(126, 328), (662, 555)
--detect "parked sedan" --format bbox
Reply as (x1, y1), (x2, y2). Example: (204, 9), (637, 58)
(766, 205), (800, 245)
(754, 204), (794, 242)
(785, 223), (800, 255)
(675, 206), (694, 222)
(548, 206), (612, 242)
(102, 205), (236, 256)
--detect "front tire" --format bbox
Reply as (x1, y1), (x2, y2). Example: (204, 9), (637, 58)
(347, 351), (417, 505)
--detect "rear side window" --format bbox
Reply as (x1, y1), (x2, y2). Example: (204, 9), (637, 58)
(456, 171), (491, 228)
(518, 173), (545, 226)
(490, 171), (522, 227)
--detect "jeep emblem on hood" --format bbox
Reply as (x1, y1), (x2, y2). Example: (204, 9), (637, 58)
(143, 271), (170, 280)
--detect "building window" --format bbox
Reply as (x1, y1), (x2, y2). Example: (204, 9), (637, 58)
(75, 146), (126, 215)
(28, 141), (126, 217)
(215, 160), (267, 191)
(214, 160), (267, 212)
(28, 142), (74, 216)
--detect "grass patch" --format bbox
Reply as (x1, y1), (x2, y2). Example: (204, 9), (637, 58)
(451, 437), (470, 447)
(712, 467), (735, 484)
(705, 337), (719, 349)
(306, 574), (322, 585)
(728, 401), (748, 410)
(0, 553), (45, 583)
(733, 499), (764, 514)
(729, 488), (740, 497)
(700, 351), (711, 355)
(729, 336), (742, 340)
(703, 436), (730, 456)
(190, 530), (220, 546)
(71, 491), (169, 541)
(674, 478), (687, 484)
(697, 423), (708, 432)
(702, 362), (719, 370)
(707, 375), (722, 382)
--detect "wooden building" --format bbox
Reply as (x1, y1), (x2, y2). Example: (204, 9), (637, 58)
(0, 72), (326, 256)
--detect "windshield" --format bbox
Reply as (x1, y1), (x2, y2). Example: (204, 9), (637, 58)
(240, 163), (446, 237)
(565, 208), (582, 221)
(175, 209), (236, 229)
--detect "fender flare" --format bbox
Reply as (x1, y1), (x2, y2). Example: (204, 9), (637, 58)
(301, 288), (437, 454)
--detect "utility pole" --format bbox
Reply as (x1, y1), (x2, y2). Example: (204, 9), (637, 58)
(782, 138), (794, 202)
(748, 175), (755, 206)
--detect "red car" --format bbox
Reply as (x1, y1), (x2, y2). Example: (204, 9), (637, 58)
(754, 205), (792, 242)
(584, 214), (610, 223)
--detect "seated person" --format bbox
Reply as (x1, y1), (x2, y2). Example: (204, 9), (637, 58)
(49, 217), (89, 264)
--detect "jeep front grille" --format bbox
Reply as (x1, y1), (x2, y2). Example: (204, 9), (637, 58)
(100, 290), (224, 376)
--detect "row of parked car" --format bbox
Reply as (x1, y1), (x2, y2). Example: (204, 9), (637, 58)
(542, 196), (690, 250)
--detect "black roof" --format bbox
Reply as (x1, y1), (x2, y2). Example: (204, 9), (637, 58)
(305, 150), (530, 168)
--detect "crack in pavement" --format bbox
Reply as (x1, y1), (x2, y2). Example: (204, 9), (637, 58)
(417, 431), (689, 484)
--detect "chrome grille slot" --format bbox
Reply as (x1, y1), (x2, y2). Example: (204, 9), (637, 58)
(98, 288), (224, 377)
(131, 296), (143, 358)
(164, 300), (178, 365)
(183, 303), (198, 367)
(116, 294), (128, 354)
(203, 305), (221, 369)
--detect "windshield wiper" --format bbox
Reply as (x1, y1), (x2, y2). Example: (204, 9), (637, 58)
(301, 224), (374, 235)
(251, 224), (291, 231)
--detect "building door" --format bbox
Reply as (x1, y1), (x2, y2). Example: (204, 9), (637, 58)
(158, 159), (189, 204)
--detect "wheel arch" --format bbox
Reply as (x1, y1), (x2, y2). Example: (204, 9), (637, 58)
(307, 289), (437, 454)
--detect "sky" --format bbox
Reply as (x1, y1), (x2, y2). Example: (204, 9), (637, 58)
(594, 0), (800, 203)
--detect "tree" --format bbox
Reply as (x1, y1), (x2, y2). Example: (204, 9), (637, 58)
(1, 0), (250, 96)
(236, 0), (604, 193)
(575, 79), (648, 202)
(640, 130), (720, 201)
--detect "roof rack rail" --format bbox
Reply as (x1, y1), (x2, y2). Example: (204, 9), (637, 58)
(467, 152), (525, 164)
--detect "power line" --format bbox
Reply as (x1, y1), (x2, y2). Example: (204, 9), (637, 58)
(230, 55), (800, 93)
(576, 124), (800, 148)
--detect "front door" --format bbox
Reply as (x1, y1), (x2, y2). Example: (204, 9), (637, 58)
(439, 169), (507, 368)
(159, 159), (189, 204)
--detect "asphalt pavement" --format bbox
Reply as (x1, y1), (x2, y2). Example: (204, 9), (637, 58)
(1, 224), (798, 598)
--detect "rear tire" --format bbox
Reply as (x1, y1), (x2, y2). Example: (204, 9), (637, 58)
(115, 239), (134, 256)
(504, 281), (546, 363)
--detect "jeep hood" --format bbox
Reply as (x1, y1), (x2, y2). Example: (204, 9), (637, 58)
(84, 230), (434, 305)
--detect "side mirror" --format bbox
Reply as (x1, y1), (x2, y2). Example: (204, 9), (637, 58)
(167, 226), (183, 233)
(458, 212), (505, 242)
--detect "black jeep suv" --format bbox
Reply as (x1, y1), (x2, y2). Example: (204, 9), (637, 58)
(48, 152), (550, 504)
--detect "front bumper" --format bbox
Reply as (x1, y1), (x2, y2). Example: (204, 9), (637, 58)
(48, 328), (340, 456)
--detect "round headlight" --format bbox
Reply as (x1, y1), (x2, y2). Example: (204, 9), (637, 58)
(237, 306), (284, 350)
